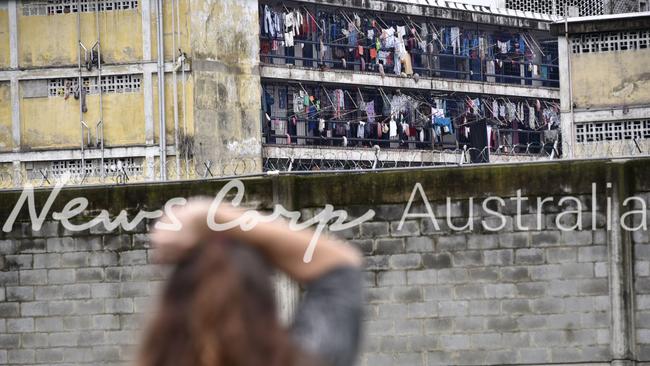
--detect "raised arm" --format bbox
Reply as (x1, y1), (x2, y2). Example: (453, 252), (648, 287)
(150, 199), (362, 283)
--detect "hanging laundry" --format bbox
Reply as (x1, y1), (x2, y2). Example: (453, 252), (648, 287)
(381, 27), (396, 49)
(284, 11), (295, 35)
(389, 118), (398, 137)
(497, 40), (510, 54)
(378, 50), (390, 64)
(487, 126), (493, 149)
(434, 117), (453, 134)
(284, 31), (294, 47)
(397, 25), (406, 39)
(450, 27), (461, 55)
(389, 50), (398, 74)
(432, 107), (445, 119)
(401, 122), (410, 137)
(263, 5), (275, 37)
(366, 101), (375, 123)
(529, 106), (537, 129)
(486, 60), (496, 82)
(479, 36), (487, 59)
(401, 53), (414, 76)
(271, 119), (284, 131)
(334, 89), (345, 118)
(506, 103), (516, 121)
(357, 122), (365, 138)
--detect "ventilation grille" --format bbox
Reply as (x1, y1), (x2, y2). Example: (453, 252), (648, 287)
(48, 75), (141, 97)
(505, 0), (604, 16)
(576, 120), (650, 143)
(23, 0), (138, 16)
(571, 31), (650, 54)
(44, 158), (143, 177)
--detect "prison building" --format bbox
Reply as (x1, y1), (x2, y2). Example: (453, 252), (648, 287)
(0, 0), (570, 187)
(258, 0), (562, 170)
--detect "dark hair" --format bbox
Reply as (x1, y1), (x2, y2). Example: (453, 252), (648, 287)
(137, 242), (313, 366)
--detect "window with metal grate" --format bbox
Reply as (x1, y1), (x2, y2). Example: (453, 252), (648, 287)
(576, 120), (650, 143)
(46, 158), (143, 177)
(505, 0), (604, 16)
(571, 30), (650, 54)
(22, 0), (138, 16)
(47, 75), (142, 97)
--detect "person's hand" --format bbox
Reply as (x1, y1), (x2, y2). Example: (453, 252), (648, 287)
(149, 198), (214, 263)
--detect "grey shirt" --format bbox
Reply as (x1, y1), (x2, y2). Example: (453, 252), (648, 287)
(290, 266), (364, 366)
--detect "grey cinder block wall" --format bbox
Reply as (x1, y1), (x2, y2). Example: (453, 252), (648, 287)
(0, 159), (649, 365)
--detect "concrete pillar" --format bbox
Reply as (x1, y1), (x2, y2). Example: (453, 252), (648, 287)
(143, 68), (155, 146)
(12, 160), (20, 187)
(557, 35), (574, 159)
(274, 271), (300, 325)
(141, 0), (152, 61)
(10, 78), (20, 153)
(188, 0), (263, 175)
(608, 167), (636, 364)
(271, 176), (300, 324)
(142, 0), (155, 182)
(8, 0), (18, 69)
(9, 1), (19, 154)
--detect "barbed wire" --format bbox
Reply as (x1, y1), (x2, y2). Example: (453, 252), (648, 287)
(1, 139), (647, 189)
(262, 142), (559, 171)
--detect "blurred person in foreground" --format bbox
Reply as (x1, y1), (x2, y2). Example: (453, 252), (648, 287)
(139, 199), (364, 366)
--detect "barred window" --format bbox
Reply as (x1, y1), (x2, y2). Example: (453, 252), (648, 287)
(22, 0), (138, 16)
(576, 120), (650, 143)
(505, 0), (604, 16)
(571, 31), (650, 54)
(47, 75), (141, 97)
(48, 158), (143, 177)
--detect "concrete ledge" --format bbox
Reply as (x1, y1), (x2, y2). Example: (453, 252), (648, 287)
(0, 146), (176, 163)
(572, 106), (650, 123)
(0, 62), (191, 81)
(263, 145), (542, 164)
(287, 0), (559, 29)
(260, 65), (560, 100)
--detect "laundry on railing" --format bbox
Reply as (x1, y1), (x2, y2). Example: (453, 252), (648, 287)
(259, 3), (560, 88)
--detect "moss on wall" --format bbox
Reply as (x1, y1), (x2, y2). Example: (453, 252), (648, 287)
(1, 159), (649, 227)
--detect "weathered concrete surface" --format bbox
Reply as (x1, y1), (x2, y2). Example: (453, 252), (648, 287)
(1, 159), (650, 365)
(289, 0), (558, 28)
(189, 0), (262, 174)
(260, 65), (561, 100)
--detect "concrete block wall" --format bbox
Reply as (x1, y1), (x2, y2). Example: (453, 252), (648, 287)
(635, 192), (650, 361)
(0, 159), (649, 365)
(0, 221), (162, 365)
(327, 200), (612, 365)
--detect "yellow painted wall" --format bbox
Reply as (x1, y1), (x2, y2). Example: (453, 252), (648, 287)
(0, 82), (12, 151)
(13, 0), (197, 167)
(150, 0), (191, 61)
(0, 9), (10, 69)
(571, 49), (650, 109)
(21, 90), (145, 149)
(18, 7), (142, 67)
(94, 92), (146, 146)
